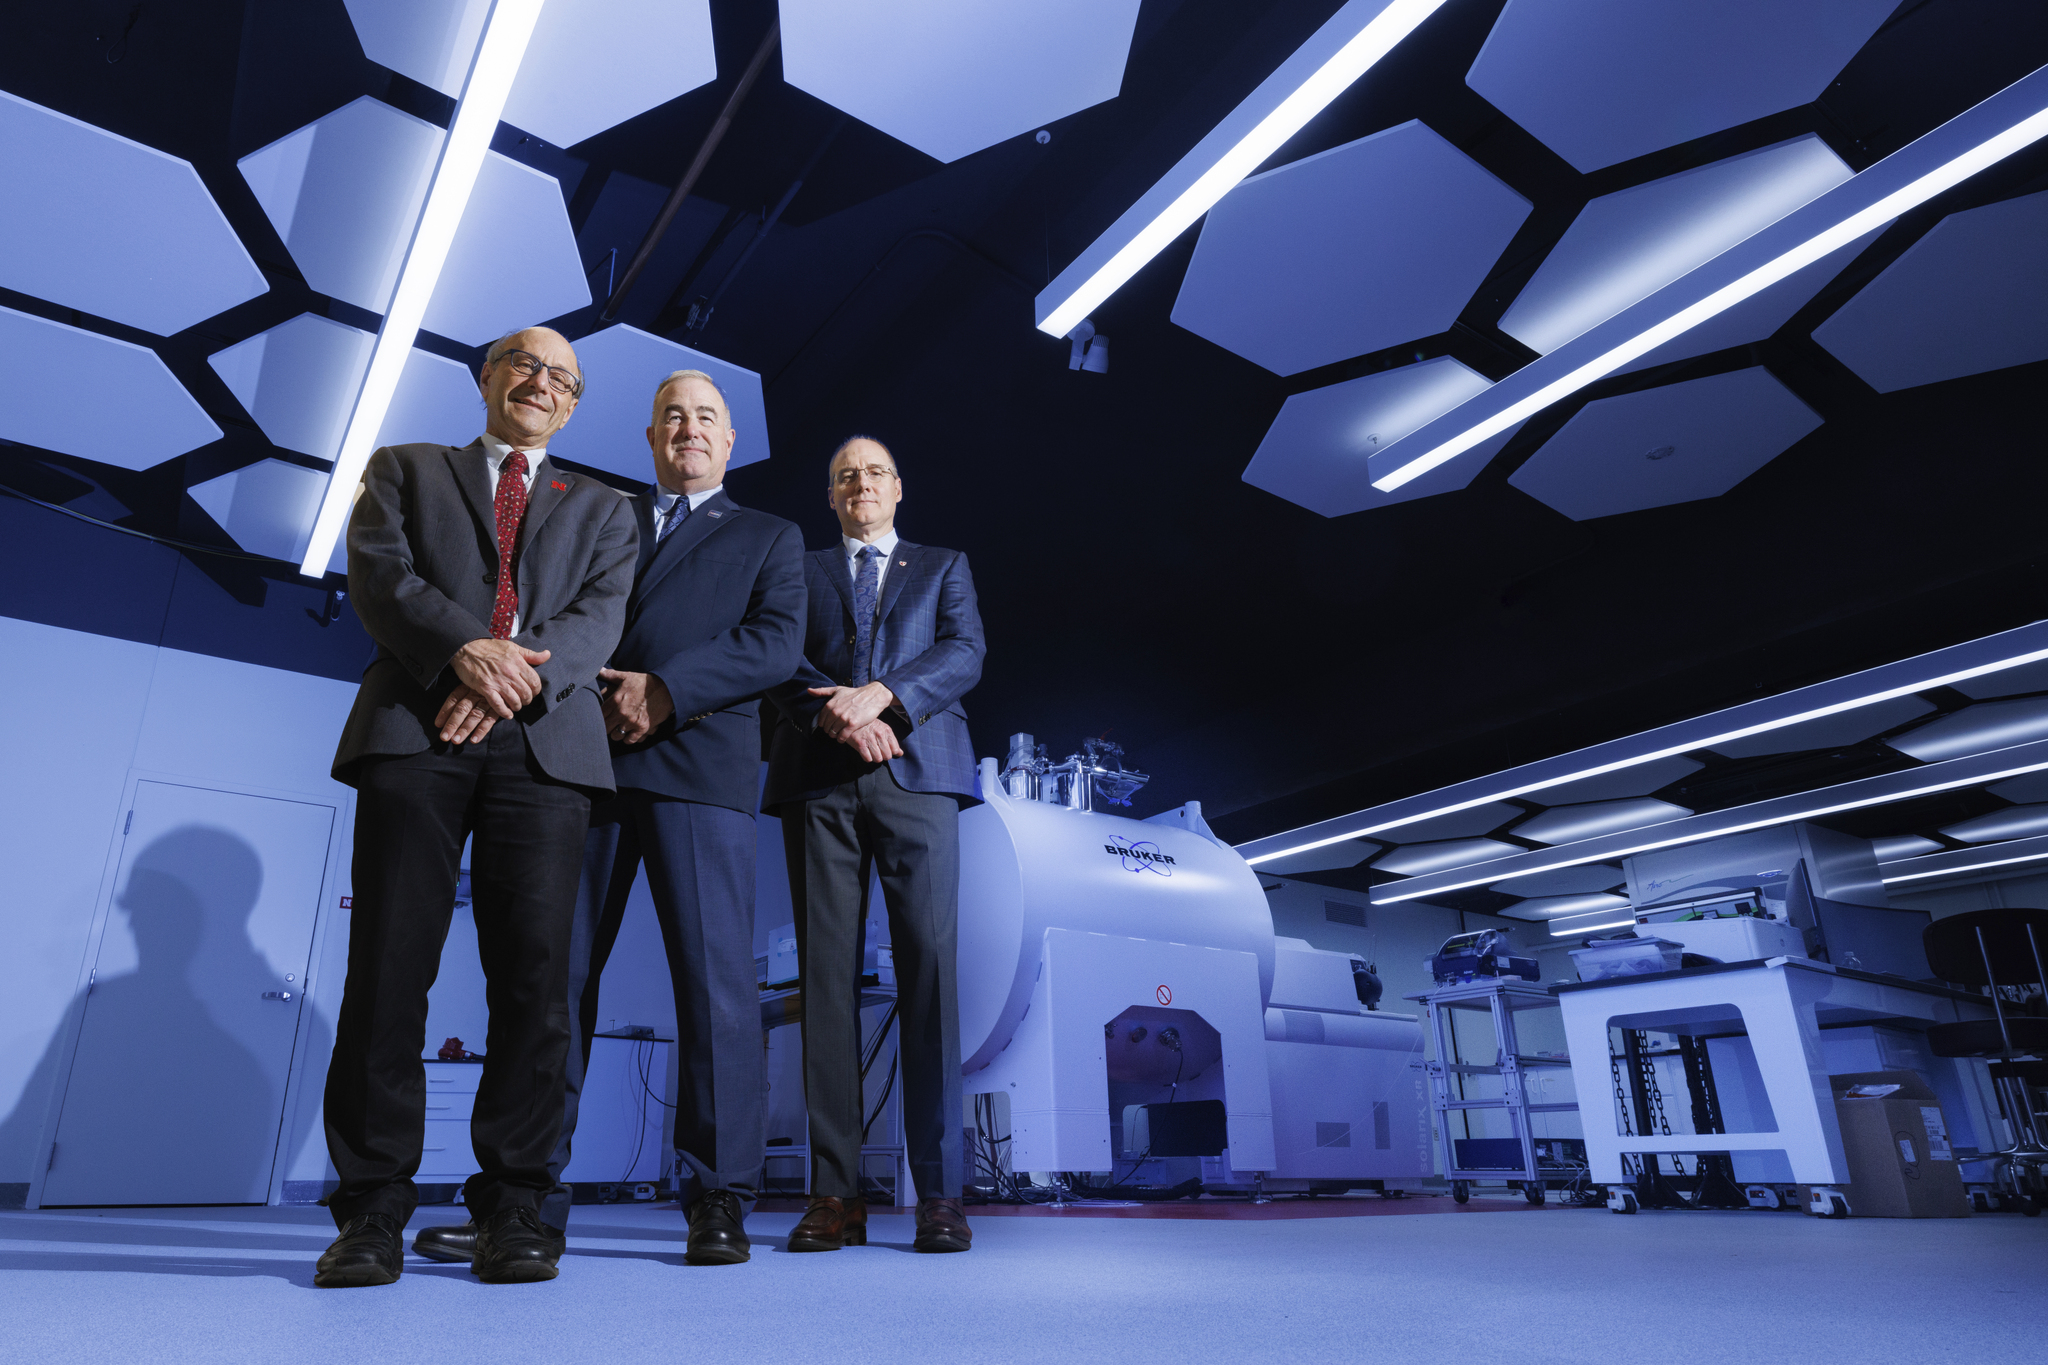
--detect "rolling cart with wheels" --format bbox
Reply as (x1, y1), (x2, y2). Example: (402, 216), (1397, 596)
(1412, 978), (1585, 1206)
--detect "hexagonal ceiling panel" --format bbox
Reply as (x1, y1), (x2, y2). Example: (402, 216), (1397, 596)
(1502, 892), (1631, 922)
(781, 0), (1142, 164)
(1173, 120), (1531, 376)
(1527, 756), (1701, 805)
(1, 91), (266, 336)
(1886, 696), (2048, 765)
(1870, 835), (1943, 863)
(1988, 770), (2048, 805)
(1370, 839), (1521, 877)
(2, 306), (220, 469)
(1381, 801), (1525, 843)
(1506, 367), (1822, 522)
(1954, 657), (2048, 701)
(1812, 190), (2048, 394)
(1514, 798), (1692, 846)
(562, 325), (769, 484)
(208, 314), (488, 462)
(189, 458), (347, 575)
(1708, 693), (1933, 759)
(1466, 0), (1896, 173)
(1498, 135), (1851, 356)
(1939, 804), (2048, 845)
(239, 97), (589, 344)
(342, 0), (717, 148)
(1243, 358), (1524, 518)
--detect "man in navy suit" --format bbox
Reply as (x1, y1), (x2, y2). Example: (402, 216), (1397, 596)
(412, 368), (804, 1267)
(765, 436), (986, 1254)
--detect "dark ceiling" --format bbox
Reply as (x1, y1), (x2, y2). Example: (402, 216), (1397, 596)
(4, 0), (2047, 847)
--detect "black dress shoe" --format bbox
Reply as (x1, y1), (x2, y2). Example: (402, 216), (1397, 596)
(315, 1213), (403, 1287)
(913, 1197), (972, 1254)
(685, 1190), (751, 1265)
(415, 1219), (565, 1265)
(413, 1220), (477, 1263)
(471, 1207), (562, 1283)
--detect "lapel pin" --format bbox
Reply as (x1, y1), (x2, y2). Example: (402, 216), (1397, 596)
(550, 480), (566, 490)
(898, 559), (907, 566)
(708, 509), (722, 517)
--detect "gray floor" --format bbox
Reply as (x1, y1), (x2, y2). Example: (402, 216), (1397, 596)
(3, 1200), (2043, 1364)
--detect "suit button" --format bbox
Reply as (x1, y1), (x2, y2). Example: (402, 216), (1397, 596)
(557, 686), (572, 701)
(482, 572), (496, 585)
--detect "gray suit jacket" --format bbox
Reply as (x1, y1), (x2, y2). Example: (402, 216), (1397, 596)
(332, 439), (639, 792)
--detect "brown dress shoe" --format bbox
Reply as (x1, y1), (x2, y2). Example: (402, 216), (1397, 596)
(787, 1196), (867, 1251)
(913, 1197), (972, 1253)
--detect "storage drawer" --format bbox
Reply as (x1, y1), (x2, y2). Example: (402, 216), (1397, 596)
(423, 1091), (476, 1123)
(424, 1063), (483, 1094)
(417, 1119), (480, 1180)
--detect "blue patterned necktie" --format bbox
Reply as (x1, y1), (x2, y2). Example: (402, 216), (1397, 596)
(852, 545), (880, 685)
(657, 492), (690, 542)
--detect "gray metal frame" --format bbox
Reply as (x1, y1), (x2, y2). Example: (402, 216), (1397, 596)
(1413, 978), (1579, 1190)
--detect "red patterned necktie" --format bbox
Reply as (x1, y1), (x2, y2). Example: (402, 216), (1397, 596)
(488, 450), (529, 639)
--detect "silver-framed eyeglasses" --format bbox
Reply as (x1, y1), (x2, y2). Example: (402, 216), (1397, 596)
(494, 348), (583, 397)
(832, 464), (898, 488)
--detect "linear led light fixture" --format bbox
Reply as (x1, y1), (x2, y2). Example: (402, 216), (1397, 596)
(298, 0), (547, 577)
(1548, 915), (1634, 938)
(1238, 619), (2048, 868)
(1369, 736), (2048, 906)
(1365, 60), (2048, 495)
(1880, 833), (2048, 886)
(1033, 0), (1447, 341)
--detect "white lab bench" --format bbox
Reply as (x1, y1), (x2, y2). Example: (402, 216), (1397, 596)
(1555, 956), (1995, 1185)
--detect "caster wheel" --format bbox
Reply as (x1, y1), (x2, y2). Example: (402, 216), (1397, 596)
(1378, 1189), (1405, 1199)
(2019, 1195), (2042, 1217)
(1452, 1181), (1469, 1205)
(1970, 1190), (1993, 1213)
(1823, 1195), (1850, 1220)
(1524, 1184), (1545, 1206)
(1609, 1190), (1638, 1214)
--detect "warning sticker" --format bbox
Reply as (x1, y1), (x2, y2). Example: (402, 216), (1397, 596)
(1920, 1106), (1953, 1162)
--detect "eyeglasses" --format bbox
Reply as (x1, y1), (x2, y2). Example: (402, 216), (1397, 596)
(832, 465), (899, 488)
(493, 348), (583, 397)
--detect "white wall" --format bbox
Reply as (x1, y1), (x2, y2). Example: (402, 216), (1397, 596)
(0, 617), (358, 1205)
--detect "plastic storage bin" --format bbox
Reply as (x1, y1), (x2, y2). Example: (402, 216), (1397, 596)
(1569, 936), (1684, 981)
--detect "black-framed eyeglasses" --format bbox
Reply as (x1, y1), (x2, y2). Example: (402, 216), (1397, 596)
(832, 464), (898, 488)
(494, 348), (583, 397)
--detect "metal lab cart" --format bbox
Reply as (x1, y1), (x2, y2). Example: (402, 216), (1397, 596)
(1410, 978), (1587, 1204)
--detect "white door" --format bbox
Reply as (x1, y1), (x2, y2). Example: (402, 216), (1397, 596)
(41, 781), (335, 1205)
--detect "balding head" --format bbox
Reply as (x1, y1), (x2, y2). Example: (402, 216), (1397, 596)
(827, 436), (902, 541)
(479, 326), (583, 448)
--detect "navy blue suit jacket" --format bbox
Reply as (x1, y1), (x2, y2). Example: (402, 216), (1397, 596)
(608, 486), (806, 815)
(764, 539), (985, 813)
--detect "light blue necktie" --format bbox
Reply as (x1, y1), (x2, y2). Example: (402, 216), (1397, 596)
(852, 546), (880, 685)
(657, 493), (690, 542)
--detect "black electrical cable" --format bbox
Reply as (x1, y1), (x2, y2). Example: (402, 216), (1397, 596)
(861, 1053), (897, 1141)
(621, 1038), (654, 1186)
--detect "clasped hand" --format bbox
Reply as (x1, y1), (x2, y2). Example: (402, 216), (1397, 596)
(810, 683), (903, 763)
(436, 638), (552, 744)
(599, 667), (674, 744)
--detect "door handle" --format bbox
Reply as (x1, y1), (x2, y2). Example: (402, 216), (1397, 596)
(262, 990), (294, 1001)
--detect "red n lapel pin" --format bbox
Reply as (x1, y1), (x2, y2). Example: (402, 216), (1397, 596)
(550, 480), (567, 490)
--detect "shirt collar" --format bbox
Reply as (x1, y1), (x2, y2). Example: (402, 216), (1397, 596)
(654, 483), (722, 513)
(843, 529), (899, 562)
(480, 434), (547, 468)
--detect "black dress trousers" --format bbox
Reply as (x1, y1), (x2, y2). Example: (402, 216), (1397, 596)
(323, 720), (590, 1228)
(782, 764), (964, 1202)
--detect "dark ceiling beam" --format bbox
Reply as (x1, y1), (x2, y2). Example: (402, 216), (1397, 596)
(598, 19), (781, 323)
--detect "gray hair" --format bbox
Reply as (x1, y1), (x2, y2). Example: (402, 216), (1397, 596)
(828, 434), (898, 485)
(651, 369), (730, 427)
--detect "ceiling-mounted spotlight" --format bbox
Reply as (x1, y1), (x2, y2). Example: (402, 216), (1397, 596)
(1068, 318), (1108, 373)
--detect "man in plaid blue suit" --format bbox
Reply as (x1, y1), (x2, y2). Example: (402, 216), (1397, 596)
(764, 436), (985, 1254)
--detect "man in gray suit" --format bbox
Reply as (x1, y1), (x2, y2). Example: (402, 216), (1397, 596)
(316, 326), (637, 1288)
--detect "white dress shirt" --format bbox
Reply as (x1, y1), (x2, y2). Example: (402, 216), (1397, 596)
(652, 482), (723, 534)
(842, 528), (901, 597)
(479, 435), (544, 636)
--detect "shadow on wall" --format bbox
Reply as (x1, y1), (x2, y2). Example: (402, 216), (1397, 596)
(0, 826), (328, 1207)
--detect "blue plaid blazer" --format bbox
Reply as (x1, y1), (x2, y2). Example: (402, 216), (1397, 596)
(764, 539), (986, 812)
